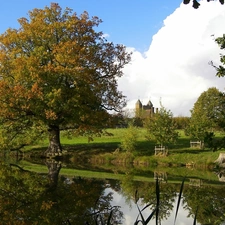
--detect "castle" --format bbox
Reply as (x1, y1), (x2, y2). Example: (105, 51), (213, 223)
(135, 99), (158, 117)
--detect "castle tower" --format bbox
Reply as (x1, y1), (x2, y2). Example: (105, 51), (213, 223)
(146, 100), (153, 108)
(135, 99), (142, 117)
(135, 99), (142, 110)
(135, 99), (155, 118)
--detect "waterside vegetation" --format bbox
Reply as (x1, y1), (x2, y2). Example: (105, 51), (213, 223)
(21, 128), (225, 170)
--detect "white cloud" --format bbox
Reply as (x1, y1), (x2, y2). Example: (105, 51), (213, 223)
(119, 0), (225, 117)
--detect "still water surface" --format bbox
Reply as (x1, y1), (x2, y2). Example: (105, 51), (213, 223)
(1, 159), (225, 224)
(105, 187), (199, 225)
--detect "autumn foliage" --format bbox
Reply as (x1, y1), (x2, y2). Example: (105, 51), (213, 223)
(0, 3), (131, 154)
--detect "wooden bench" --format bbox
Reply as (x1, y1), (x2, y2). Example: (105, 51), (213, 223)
(189, 179), (202, 187)
(190, 141), (203, 149)
(154, 171), (167, 182)
(155, 146), (167, 155)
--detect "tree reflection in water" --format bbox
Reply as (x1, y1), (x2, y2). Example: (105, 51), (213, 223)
(119, 173), (225, 225)
(119, 173), (177, 223)
(1, 161), (225, 225)
(183, 184), (225, 225)
(0, 162), (123, 224)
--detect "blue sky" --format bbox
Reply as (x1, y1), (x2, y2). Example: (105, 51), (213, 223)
(0, 0), (182, 52)
(1, 0), (225, 116)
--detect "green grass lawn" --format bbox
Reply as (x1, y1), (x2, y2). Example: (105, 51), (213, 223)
(29, 128), (128, 149)
(25, 128), (225, 169)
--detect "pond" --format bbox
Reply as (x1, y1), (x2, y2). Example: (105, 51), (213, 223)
(0, 158), (225, 225)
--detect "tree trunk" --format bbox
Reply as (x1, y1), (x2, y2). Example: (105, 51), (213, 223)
(45, 160), (61, 191)
(215, 152), (225, 166)
(45, 125), (62, 157)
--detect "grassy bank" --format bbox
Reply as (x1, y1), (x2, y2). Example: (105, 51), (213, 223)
(18, 159), (222, 185)
(24, 128), (225, 169)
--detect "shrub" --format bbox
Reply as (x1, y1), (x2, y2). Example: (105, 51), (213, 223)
(120, 124), (139, 152)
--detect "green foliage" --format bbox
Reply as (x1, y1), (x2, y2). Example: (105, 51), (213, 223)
(133, 117), (144, 127)
(183, 0), (224, 9)
(214, 34), (225, 77)
(186, 87), (225, 141)
(144, 105), (179, 146)
(120, 124), (139, 152)
(173, 116), (190, 129)
(0, 120), (46, 151)
(204, 131), (225, 151)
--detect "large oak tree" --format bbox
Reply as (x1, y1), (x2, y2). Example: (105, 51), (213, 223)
(0, 3), (131, 156)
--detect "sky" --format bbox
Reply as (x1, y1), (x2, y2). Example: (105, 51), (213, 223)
(0, 0), (225, 116)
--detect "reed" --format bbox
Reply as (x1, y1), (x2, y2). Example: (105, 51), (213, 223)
(81, 178), (198, 225)
(133, 177), (198, 225)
